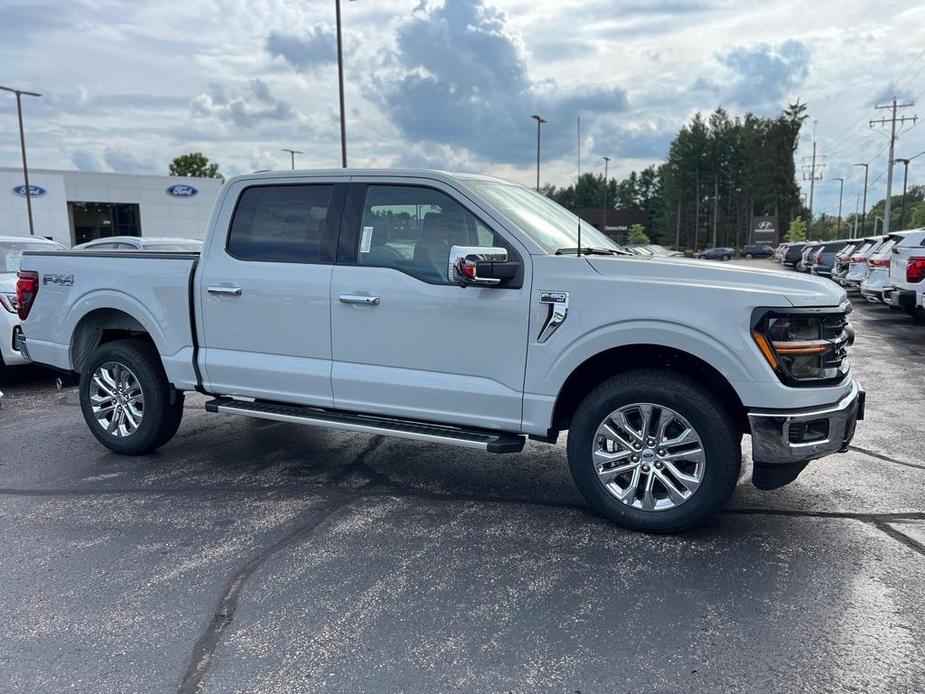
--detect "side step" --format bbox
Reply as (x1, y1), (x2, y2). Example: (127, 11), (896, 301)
(205, 397), (526, 453)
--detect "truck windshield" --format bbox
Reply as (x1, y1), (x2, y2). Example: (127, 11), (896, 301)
(1, 241), (64, 273)
(467, 181), (624, 254)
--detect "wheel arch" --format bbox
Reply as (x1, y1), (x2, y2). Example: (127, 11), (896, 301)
(551, 343), (748, 435)
(70, 307), (158, 372)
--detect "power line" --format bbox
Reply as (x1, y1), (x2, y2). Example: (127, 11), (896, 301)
(869, 97), (917, 233)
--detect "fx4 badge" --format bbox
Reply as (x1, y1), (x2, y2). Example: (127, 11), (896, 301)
(537, 290), (569, 343)
(43, 273), (74, 287)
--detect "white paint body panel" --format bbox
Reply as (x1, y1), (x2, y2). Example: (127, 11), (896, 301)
(18, 169), (857, 439)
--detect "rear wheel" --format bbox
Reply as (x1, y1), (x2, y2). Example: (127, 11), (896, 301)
(79, 339), (184, 455)
(722, 254), (731, 261)
(566, 370), (741, 533)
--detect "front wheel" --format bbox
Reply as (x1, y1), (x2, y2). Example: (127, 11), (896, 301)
(566, 370), (741, 533)
(79, 339), (184, 455)
(721, 254), (731, 261)
(745, 253), (753, 259)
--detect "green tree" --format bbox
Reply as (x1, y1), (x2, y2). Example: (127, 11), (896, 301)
(787, 216), (807, 242)
(169, 152), (224, 181)
(627, 224), (650, 245)
(908, 201), (925, 228)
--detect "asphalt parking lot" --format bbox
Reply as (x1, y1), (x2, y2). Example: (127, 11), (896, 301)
(1, 260), (923, 693)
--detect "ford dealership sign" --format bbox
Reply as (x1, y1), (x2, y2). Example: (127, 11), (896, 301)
(166, 184), (198, 198)
(12, 184), (47, 198)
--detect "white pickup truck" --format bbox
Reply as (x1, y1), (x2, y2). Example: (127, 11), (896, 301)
(15, 169), (864, 532)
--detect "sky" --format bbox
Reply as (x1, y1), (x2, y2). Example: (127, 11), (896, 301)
(1, 0), (924, 218)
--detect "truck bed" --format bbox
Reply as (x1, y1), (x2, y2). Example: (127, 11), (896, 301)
(18, 250), (201, 390)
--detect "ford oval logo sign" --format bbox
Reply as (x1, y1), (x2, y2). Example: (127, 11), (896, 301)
(166, 184), (198, 198)
(12, 184), (47, 198)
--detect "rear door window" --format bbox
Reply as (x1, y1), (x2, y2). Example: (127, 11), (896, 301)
(228, 184), (337, 263)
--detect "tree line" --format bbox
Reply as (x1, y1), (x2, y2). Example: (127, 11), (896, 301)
(544, 103), (809, 249)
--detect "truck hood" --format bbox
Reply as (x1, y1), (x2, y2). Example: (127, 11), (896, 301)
(587, 256), (846, 308)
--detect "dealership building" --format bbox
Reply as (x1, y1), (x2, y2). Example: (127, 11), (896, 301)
(0, 167), (222, 247)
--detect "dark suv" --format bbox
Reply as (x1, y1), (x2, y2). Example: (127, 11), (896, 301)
(696, 247), (735, 260)
(742, 244), (774, 259)
(782, 243), (807, 267)
(810, 241), (850, 278)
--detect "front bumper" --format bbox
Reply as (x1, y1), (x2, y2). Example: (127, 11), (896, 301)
(747, 379), (864, 489)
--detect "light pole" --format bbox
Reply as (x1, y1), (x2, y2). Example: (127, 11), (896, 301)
(281, 148), (303, 170)
(601, 156), (611, 234)
(1, 85), (42, 236)
(894, 158), (910, 229)
(530, 114), (546, 191)
(335, 0), (355, 168)
(833, 176), (844, 236)
(854, 162), (869, 237)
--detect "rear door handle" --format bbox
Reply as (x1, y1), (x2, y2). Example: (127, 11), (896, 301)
(207, 286), (242, 296)
(339, 294), (380, 305)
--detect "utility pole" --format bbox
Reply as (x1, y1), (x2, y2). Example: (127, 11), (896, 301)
(801, 136), (824, 222)
(870, 97), (917, 234)
(281, 148), (303, 170)
(601, 156), (610, 234)
(694, 170), (700, 251)
(833, 176), (844, 236)
(1, 85), (42, 236)
(894, 158), (910, 229)
(675, 191), (682, 250)
(531, 115), (546, 191)
(711, 173), (719, 247)
(854, 163), (869, 238)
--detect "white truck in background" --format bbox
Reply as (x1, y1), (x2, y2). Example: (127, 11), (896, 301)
(15, 169), (864, 532)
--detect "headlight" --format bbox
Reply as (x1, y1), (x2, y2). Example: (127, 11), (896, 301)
(751, 303), (852, 386)
(0, 292), (18, 314)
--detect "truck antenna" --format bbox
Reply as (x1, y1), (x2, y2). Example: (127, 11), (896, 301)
(577, 115), (582, 257)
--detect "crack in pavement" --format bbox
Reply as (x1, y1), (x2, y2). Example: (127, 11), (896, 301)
(848, 445), (925, 471)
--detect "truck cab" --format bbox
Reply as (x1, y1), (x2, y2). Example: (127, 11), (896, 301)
(16, 170), (864, 532)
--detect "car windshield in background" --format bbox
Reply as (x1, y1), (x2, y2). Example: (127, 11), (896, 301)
(467, 181), (623, 254)
(144, 243), (202, 252)
(0, 241), (63, 273)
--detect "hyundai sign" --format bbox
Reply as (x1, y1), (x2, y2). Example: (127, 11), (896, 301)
(12, 184), (47, 198)
(166, 184), (198, 198)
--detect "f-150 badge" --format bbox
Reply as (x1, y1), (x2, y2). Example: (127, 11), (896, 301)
(538, 290), (569, 343)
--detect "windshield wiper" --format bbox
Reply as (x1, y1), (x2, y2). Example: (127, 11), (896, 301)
(555, 246), (629, 256)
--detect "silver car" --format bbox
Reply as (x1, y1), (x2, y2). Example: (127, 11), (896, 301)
(844, 236), (887, 289)
(73, 235), (202, 252)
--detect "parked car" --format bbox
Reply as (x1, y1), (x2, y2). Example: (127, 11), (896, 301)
(810, 241), (850, 278)
(782, 243), (806, 267)
(773, 243), (790, 262)
(742, 244), (774, 259)
(696, 247), (735, 260)
(642, 244), (684, 258)
(830, 242), (859, 285)
(74, 236), (203, 252)
(845, 236), (887, 289)
(887, 228), (925, 323)
(860, 235), (903, 304)
(1, 235), (65, 374)
(798, 242), (822, 272)
(15, 169), (863, 533)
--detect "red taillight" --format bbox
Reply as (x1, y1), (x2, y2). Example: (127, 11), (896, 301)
(869, 257), (890, 268)
(908, 257), (925, 284)
(849, 256), (860, 263)
(16, 270), (39, 320)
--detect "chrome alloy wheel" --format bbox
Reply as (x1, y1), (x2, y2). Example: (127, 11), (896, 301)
(592, 403), (705, 511)
(90, 361), (145, 437)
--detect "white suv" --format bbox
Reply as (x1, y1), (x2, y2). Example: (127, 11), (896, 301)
(0, 235), (65, 374)
(887, 228), (925, 322)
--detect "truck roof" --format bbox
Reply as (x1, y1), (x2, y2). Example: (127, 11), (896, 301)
(228, 168), (521, 187)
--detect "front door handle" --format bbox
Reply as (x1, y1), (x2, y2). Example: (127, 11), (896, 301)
(207, 286), (242, 296)
(339, 294), (380, 305)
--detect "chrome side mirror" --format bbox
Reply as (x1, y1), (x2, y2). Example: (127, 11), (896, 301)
(448, 246), (509, 286)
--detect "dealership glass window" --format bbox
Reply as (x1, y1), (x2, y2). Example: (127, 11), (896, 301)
(227, 185), (334, 263)
(70, 202), (141, 246)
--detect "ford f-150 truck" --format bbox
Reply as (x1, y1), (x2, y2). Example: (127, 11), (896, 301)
(15, 170), (864, 532)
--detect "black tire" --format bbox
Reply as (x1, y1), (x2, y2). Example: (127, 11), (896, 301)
(912, 306), (925, 325)
(722, 254), (730, 261)
(79, 339), (184, 455)
(566, 369), (741, 533)
(745, 253), (753, 259)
